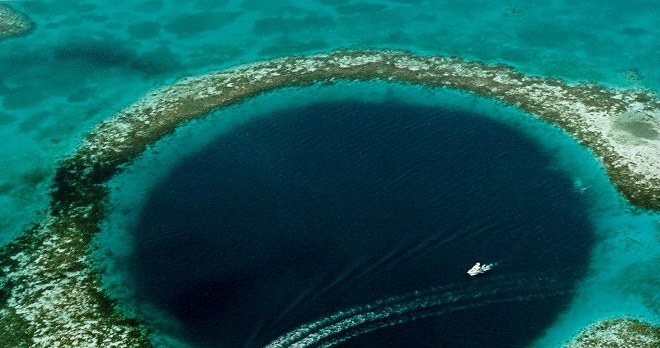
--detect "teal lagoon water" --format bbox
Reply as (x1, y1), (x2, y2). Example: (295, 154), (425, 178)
(1, 0), (659, 243)
(0, 1), (658, 346)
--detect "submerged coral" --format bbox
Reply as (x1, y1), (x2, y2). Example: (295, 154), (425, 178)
(0, 5), (34, 40)
(564, 318), (659, 348)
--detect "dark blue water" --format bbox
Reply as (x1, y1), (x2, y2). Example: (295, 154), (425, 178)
(130, 101), (594, 348)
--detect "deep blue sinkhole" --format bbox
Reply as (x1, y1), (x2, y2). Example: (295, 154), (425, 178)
(129, 100), (594, 348)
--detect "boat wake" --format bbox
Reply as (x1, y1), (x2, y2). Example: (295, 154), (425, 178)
(263, 274), (567, 348)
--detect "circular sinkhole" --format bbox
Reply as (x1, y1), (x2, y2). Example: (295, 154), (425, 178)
(118, 99), (594, 347)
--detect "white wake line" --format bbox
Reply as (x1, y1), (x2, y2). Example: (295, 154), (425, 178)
(314, 293), (557, 348)
(263, 224), (493, 338)
(264, 275), (566, 348)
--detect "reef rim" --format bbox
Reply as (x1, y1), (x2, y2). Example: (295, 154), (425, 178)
(0, 49), (658, 347)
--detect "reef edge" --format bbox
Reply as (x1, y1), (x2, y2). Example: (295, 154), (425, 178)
(0, 49), (658, 346)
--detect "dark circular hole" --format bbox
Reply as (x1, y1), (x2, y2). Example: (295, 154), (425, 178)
(129, 100), (593, 348)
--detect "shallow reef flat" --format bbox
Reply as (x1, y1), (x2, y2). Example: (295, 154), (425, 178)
(564, 318), (659, 348)
(77, 50), (660, 211)
(0, 5), (33, 40)
(0, 50), (658, 347)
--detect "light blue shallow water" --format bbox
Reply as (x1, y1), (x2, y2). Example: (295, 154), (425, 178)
(1, 0), (659, 346)
(1, 0), (659, 243)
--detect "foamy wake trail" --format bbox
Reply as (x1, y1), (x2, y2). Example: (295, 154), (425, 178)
(264, 275), (566, 348)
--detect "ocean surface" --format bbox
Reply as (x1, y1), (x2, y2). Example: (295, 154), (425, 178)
(122, 99), (593, 348)
(1, 0), (659, 347)
(2, 1), (659, 242)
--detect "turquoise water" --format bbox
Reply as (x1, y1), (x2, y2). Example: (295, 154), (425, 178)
(1, 0), (659, 346)
(1, 0), (659, 243)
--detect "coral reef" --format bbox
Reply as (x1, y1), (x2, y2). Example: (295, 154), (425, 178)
(0, 50), (658, 346)
(564, 318), (659, 348)
(0, 5), (34, 40)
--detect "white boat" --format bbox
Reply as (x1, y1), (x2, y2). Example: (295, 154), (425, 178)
(467, 262), (494, 276)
